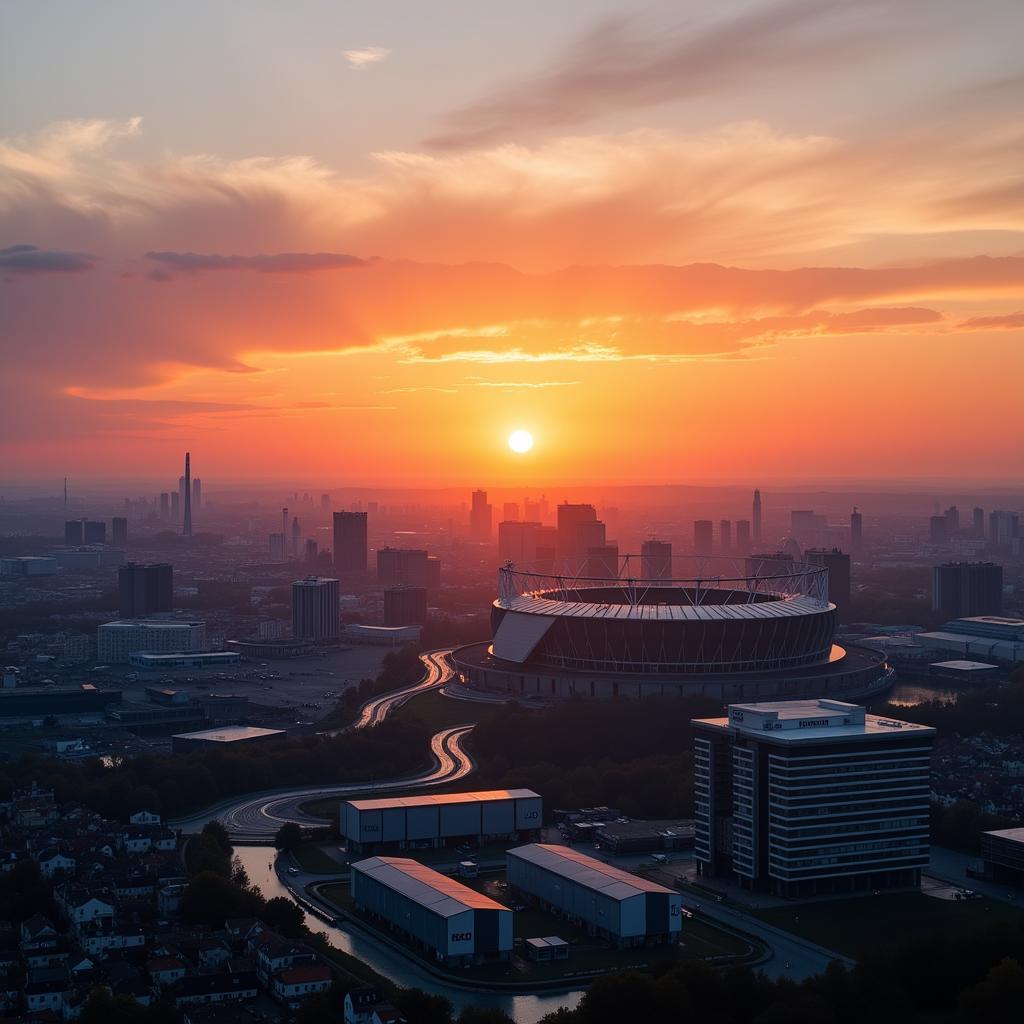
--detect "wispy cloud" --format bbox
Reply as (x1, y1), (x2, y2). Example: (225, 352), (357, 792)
(473, 379), (580, 389)
(343, 47), (391, 69)
(1, 244), (94, 276)
(144, 250), (368, 280)
(958, 311), (1024, 330)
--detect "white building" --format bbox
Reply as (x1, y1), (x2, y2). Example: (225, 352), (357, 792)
(97, 620), (206, 663)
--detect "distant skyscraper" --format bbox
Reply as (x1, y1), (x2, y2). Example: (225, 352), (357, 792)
(929, 515), (949, 544)
(118, 563), (173, 618)
(383, 586), (428, 627)
(932, 562), (1003, 618)
(64, 520), (83, 546)
(333, 511), (368, 572)
(321, 493), (330, 511)
(304, 538), (318, 563)
(694, 520), (713, 556)
(735, 520), (751, 555)
(944, 505), (959, 533)
(641, 539), (672, 580)
(171, 491), (180, 519)
(159, 492), (170, 519)
(498, 521), (540, 564)
(192, 477), (202, 511)
(291, 515), (301, 558)
(719, 520), (732, 553)
(989, 511), (1020, 548)
(805, 548), (851, 610)
(972, 506), (985, 536)
(377, 547), (431, 587)
(111, 516), (128, 547)
(470, 489), (493, 541)
(183, 452), (192, 537)
(850, 507), (863, 554)
(82, 520), (106, 544)
(556, 503), (597, 565)
(503, 501), (519, 522)
(584, 543), (619, 578)
(752, 489), (762, 543)
(291, 576), (340, 640)
(269, 533), (286, 559)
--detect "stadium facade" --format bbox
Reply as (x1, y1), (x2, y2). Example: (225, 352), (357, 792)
(453, 556), (892, 702)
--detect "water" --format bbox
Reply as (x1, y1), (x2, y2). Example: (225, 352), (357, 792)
(234, 847), (583, 1024)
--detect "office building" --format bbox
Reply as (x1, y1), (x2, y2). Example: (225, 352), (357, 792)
(291, 576), (340, 641)
(805, 548), (851, 610)
(97, 620), (206, 663)
(351, 857), (513, 966)
(64, 520), (83, 546)
(82, 520), (106, 544)
(735, 519), (751, 555)
(340, 789), (542, 854)
(981, 828), (1024, 886)
(470, 489), (493, 541)
(333, 511), (368, 573)
(291, 515), (301, 559)
(304, 538), (318, 563)
(502, 502), (519, 522)
(159, 493), (170, 519)
(111, 516), (128, 546)
(118, 563), (173, 618)
(506, 844), (682, 947)
(932, 562), (1003, 618)
(944, 505), (959, 533)
(719, 520), (732, 553)
(0, 556), (57, 576)
(972, 506), (985, 536)
(383, 586), (428, 627)
(268, 532), (286, 560)
(929, 515), (949, 545)
(556, 503), (597, 564)
(320, 493), (330, 510)
(182, 452), (192, 537)
(171, 491), (180, 519)
(583, 543), (618, 578)
(498, 521), (540, 564)
(850, 507), (862, 554)
(989, 511), (1020, 548)
(752, 489), (762, 543)
(192, 477), (202, 510)
(693, 520), (713, 556)
(640, 539), (672, 580)
(377, 547), (430, 588)
(693, 699), (934, 896)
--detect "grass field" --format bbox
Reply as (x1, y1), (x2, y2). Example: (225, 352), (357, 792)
(753, 891), (1024, 958)
(291, 841), (348, 874)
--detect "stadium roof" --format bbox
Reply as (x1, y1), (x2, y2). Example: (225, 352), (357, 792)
(500, 592), (829, 621)
(508, 843), (675, 899)
(347, 789), (539, 812)
(352, 856), (509, 917)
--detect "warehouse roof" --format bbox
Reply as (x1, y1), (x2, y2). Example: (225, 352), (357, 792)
(352, 856), (509, 917)
(347, 789), (540, 812)
(171, 726), (284, 743)
(508, 843), (674, 899)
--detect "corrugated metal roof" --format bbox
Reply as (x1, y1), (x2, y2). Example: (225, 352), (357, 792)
(508, 843), (674, 898)
(501, 593), (827, 621)
(352, 856), (510, 916)
(347, 789), (540, 812)
(492, 610), (557, 662)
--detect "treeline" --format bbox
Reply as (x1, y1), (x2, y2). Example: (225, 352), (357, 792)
(540, 919), (1024, 1024)
(876, 677), (1024, 737)
(466, 696), (723, 817)
(0, 715), (431, 821)
(931, 800), (1018, 854)
(321, 645), (426, 727)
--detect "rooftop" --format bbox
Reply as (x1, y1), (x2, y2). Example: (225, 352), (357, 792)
(984, 827), (1024, 844)
(172, 726), (285, 743)
(347, 789), (540, 812)
(352, 856), (510, 917)
(930, 660), (999, 671)
(508, 843), (675, 898)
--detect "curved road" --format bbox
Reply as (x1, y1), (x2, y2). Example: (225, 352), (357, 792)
(172, 649), (475, 841)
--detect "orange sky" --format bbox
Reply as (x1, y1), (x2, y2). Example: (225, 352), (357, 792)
(2, 1), (1023, 486)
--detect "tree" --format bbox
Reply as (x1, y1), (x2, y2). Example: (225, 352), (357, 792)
(960, 957), (1024, 1024)
(275, 821), (304, 851)
(394, 988), (453, 1024)
(180, 871), (259, 927)
(457, 1009), (516, 1024)
(263, 895), (305, 938)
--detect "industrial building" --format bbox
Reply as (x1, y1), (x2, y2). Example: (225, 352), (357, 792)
(917, 616), (1024, 664)
(932, 562), (1003, 618)
(0, 684), (120, 720)
(97, 620), (206, 663)
(171, 725), (285, 753)
(128, 651), (241, 670)
(980, 828), (1024, 885)
(693, 699), (934, 897)
(506, 844), (682, 947)
(291, 576), (340, 641)
(0, 556), (58, 576)
(351, 856), (513, 966)
(342, 624), (420, 647)
(340, 789), (543, 854)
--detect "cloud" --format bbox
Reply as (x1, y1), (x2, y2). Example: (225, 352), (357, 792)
(426, 1), (927, 148)
(957, 311), (1024, 330)
(473, 380), (580, 388)
(144, 250), (368, 279)
(0, 244), (94, 275)
(343, 47), (390, 69)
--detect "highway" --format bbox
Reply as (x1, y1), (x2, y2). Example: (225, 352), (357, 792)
(172, 649), (476, 842)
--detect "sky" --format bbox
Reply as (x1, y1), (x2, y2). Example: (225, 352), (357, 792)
(1, 0), (1023, 488)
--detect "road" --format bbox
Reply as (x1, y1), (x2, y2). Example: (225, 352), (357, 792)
(172, 649), (476, 842)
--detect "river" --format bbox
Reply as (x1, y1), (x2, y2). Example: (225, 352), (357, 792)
(234, 847), (583, 1024)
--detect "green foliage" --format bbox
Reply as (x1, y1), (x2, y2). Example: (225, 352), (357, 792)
(931, 800), (1016, 853)
(0, 859), (57, 924)
(180, 870), (262, 926)
(79, 987), (178, 1024)
(394, 987), (454, 1024)
(262, 895), (306, 938)
(457, 1009), (516, 1024)
(275, 821), (304, 851)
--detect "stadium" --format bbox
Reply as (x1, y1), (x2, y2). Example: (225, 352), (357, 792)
(453, 556), (892, 701)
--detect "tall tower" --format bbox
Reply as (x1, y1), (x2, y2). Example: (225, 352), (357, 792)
(291, 515), (301, 559)
(183, 452), (192, 536)
(850, 506), (862, 554)
(752, 489), (762, 544)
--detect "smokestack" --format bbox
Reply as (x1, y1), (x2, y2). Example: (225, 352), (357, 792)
(183, 452), (192, 536)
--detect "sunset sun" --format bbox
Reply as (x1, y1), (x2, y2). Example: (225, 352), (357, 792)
(508, 429), (534, 454)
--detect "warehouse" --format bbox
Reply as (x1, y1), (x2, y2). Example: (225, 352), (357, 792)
(506, 843), (683, 948)
(340, 789), (542, 854)
(350, 856), (513, 966)
(171, 725), (285, 753)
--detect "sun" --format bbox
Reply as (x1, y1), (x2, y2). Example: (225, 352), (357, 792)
(508, 429), (534, 454)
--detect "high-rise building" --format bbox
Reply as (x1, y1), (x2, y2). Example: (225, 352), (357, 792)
(383, 586), (428, 627)
(83, 521), (106, 544)
(523, 497), (543, 522)
(734, 520), (751, 555)
(182, 452), (192, 537)
(640, 539), (672, 580)
(268, 532), (286, 559)
(693, 520), (713, 556)
(929, 515), (949, 545)
(973, 506), (985, 536)
(377, 547), (430, 587)
(791, 510), (826, 539)
(556, 503), (597, 565)
(333, 511), (368, 573)
(805, 548), (851, 610)
(291, 516), (301, 559)
(574, 520), (606, 566)
(693, 699), (934, 896)
(171, 491), (180, 519)
(192, 477), (202, 511)
(503, 502), (519, 522)
(426, 556), (442, 589)
(932, 562), (1003, 618)
(752, 489), (762, 543)
(498, 521), (540, 564)
(321, 493), (330, 511)
(159, 493), (170, 519)
(118, 563), (173, 618)
(111, 516), (128, 547)
(850, 507), (862, 554)
(304, 538), (319, 563)
(64, 520), (83, 546)
(470, 489), (493, 541)
(719, 520), (732, 553)
(583, 543), (618, 578)
(944, 505), (959, 533)
(989, 511), (1021, 548)
(291, 576), (340, 640)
